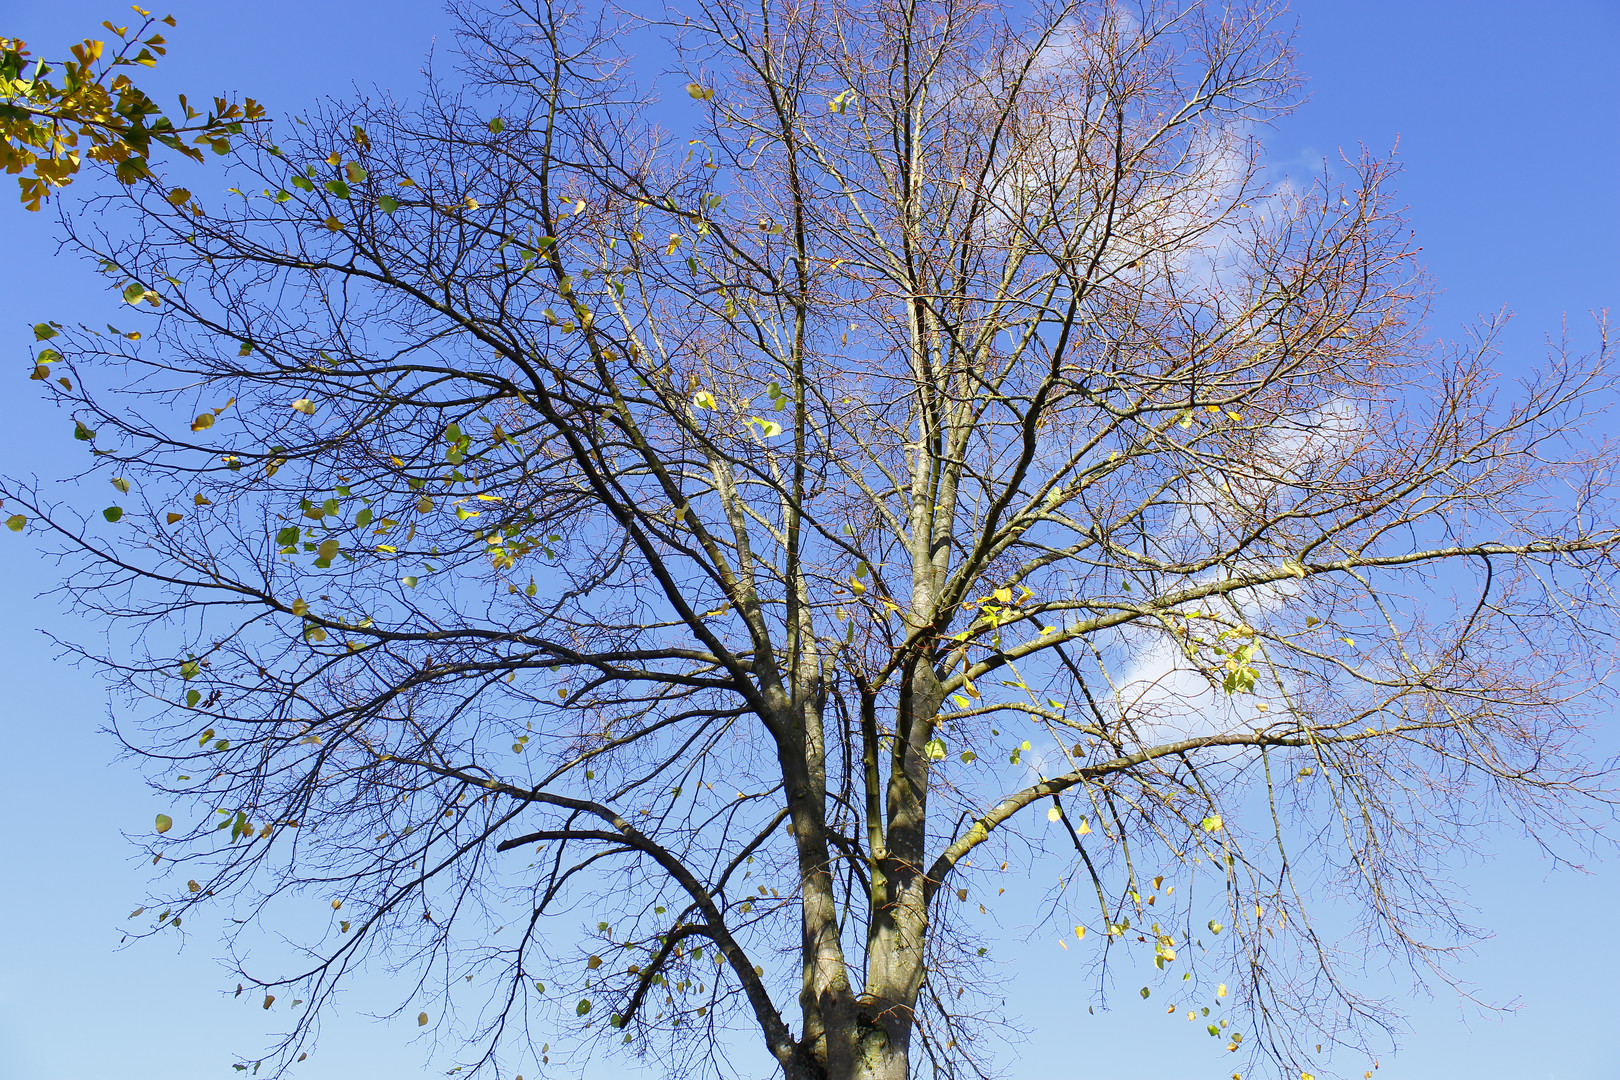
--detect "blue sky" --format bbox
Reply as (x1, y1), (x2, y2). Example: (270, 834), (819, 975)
(0, 2), (1616, 1079)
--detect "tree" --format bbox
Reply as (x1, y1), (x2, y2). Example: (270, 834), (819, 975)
(7, 1), (1617, 1078)
(1, 10), (264, 210)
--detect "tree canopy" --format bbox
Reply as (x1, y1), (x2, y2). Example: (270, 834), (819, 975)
(6, 2), (1618, 1079)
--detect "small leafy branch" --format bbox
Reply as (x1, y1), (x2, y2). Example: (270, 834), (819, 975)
(0, 6), (264, 209)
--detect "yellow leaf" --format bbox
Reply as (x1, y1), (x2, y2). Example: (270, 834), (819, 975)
(666, 234), (683, 255)
(1047, 806), (1061, 822)
(190, 412), (214, 432)
(1074, 924), (1086, 940)
(154, 813), (173, 833)
(291, 398), (317, 415)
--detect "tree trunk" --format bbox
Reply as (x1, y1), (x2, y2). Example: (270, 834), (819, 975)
(851, 1015), (911, 1080)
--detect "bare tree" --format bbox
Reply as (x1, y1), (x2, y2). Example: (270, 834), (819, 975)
(9, 1), (1617, 1078)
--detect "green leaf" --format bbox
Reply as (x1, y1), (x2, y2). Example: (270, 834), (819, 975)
(323, 179), (350, 199)
(377, 195), (399, 214)
(316, 538), (340, 560)
(32, 324), (57, 341)
(154, 813), (173, 834)
(180, 660), (201, 680)
(575, 999), (592, 1016)
(290, 175), (314, 192)
(275, 526), (301, 546)
(401, 576), (418, 588)
(74, 420), (95, 441)
(122, 282), (145, 303)
(238, 341), (253, 356)
(488, 117), (505, 133)
(112, 477), (131, 493)
(185, 689), (201, 707)
(355, 507), (373, 527)
(103, 506), (124, 522)
(4, 514), (24, 532)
